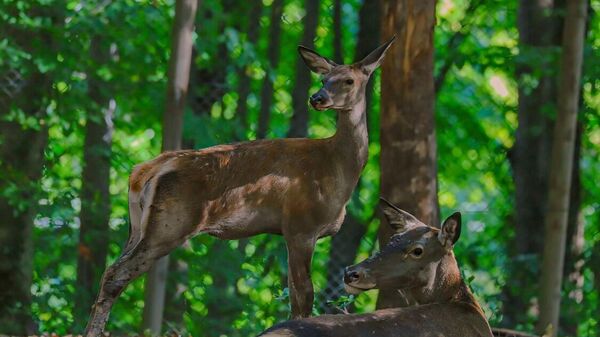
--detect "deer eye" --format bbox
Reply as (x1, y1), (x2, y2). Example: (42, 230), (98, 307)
(345, 79), (354, 85)
(410, 247), (424, 258)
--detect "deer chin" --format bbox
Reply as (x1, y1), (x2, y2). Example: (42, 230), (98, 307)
(344, 283), (375, 295)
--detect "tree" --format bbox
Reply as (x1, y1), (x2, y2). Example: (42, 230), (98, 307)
(377, 0), (439, 309)
(142, 0), (199, 334)
(235, 3), (263, 129)
(0, 2), (59, 333)
(332, 0), (343, 64)
(0, 68), (48, 337)
(537, 0), (588, 335)
(257, 0), (284, 139)
(73, 35), (114, 332)
(503, 0), (565, 326)
(287, 0), (320, 138)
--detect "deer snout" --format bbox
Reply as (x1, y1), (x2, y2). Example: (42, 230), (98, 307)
(344, 267), (361, 284)
(309, 92), (326, 105)
(343, 265), (376, 295)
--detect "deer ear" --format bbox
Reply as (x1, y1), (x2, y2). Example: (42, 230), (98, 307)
(357, 36), (396, 75)
(438, 212), (462, 249)
(298, 46), (337, 75)
(379, 198), (423, 233)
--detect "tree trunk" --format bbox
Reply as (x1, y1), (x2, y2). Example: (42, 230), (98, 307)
(234, 3), (263, 128)
(536, 0), (588, 335)
(321, 0), (381, 313)
(73, 35), (114, 332)
(332, 0), (343, 64)
(142, 0), (199, 334)
(257, 0), (284, 139)
(502, 0), (564, 327)
(0, 3), (59, 333)
(287, 0), (320, 138)
(376, 0), (439, 309)
(560, 122), (583, 336)
(0, 70), (48, 335)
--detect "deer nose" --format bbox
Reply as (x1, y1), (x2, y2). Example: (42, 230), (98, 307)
(344, 267), (361, 284)
(309, 92), (325, 105)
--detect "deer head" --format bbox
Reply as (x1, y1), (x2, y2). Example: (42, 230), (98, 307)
(298, 37), (395, 111)
(344, 199), (462, 294)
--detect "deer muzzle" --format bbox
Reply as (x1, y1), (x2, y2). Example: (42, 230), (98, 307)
(309, 90), (333, 110)
(343, 265), (376, 295)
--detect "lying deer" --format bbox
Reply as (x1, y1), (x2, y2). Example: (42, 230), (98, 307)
(84, 38), (396, 336)
(260, 199), (494, 337)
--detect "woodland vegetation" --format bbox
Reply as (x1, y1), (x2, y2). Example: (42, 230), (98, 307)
(1, 0), (599, 336)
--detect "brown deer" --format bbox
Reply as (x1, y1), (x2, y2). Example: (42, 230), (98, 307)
(259, 199), (494, 337)
(84, 38), (396, 336)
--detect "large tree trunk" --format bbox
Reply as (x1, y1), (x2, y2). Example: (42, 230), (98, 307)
(257, 0), (284, 139)
(321, 0), (381, 313)
(287, 0), (320, 138)
(536, 0), (588, 335)
(73, 35), (114, 332)
(0, 3), (59, 333)
(502, 0), (564, 327)
(142, 0), (199, 334)
(376, 0), (439, 309)
(0, 71), (48, 336)
(234, 3), (263, 128)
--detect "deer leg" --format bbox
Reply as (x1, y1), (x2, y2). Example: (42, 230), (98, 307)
(285, 235), (316, 318)
(84, 241), (155, 337)
(85, 216), (191, 335)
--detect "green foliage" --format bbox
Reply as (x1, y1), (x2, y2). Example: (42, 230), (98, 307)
(2, 0), (600, 335)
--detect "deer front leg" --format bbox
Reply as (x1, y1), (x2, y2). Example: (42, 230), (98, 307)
(285, 235), (316, 318)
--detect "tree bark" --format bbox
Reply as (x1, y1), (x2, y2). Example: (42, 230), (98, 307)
(73, 35), (114, 332)
(257, 0), (284, 139)
(287, 0), (320, 138)
(502, 0), (564, 327)
(142, 0), (199, 334)
(332, 0), (343, 64)
(0, 3), (59, 333)
(234, 3), (263, 128)
(0, 71), (48, 336)
(536, 0), (588, 335)
(376, 0), (439, 309)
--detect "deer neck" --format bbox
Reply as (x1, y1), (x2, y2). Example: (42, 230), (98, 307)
(331, 98), (368, 171)
(399, 252), (481, 311)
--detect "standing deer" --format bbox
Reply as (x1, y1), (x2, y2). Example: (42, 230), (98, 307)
(84, 38), (396, 336)
(259, 199), (494, 337)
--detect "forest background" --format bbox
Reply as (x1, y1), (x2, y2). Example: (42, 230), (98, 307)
(1, 0), (600, 336)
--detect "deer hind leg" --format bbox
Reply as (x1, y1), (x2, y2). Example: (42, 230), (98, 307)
(85, 170), (198, 337)
(285, 234), (317, 318)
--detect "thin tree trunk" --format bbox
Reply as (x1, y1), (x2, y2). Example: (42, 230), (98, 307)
(142, 0), (199, 334)
(560, 119), (583, 336)
(287, 0), (320, 138)
(332, 0), (343, 64)
(73, 35), (114, 332)
(322, 0), (381, 313)
(377, 0), (439, 309)
(536, 0), (588, 335)
(235, 3), (263, 128)
(257, 0), (284, 139)
(502, 0), (564, 327)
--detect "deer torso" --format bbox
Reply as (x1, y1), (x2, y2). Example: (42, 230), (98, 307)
(128, 101), (368, 243)
(260, 300), (491, 337)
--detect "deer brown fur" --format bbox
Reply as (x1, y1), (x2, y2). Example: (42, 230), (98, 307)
(83, 38), (395, 337)
(259, 199), (493, 337)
